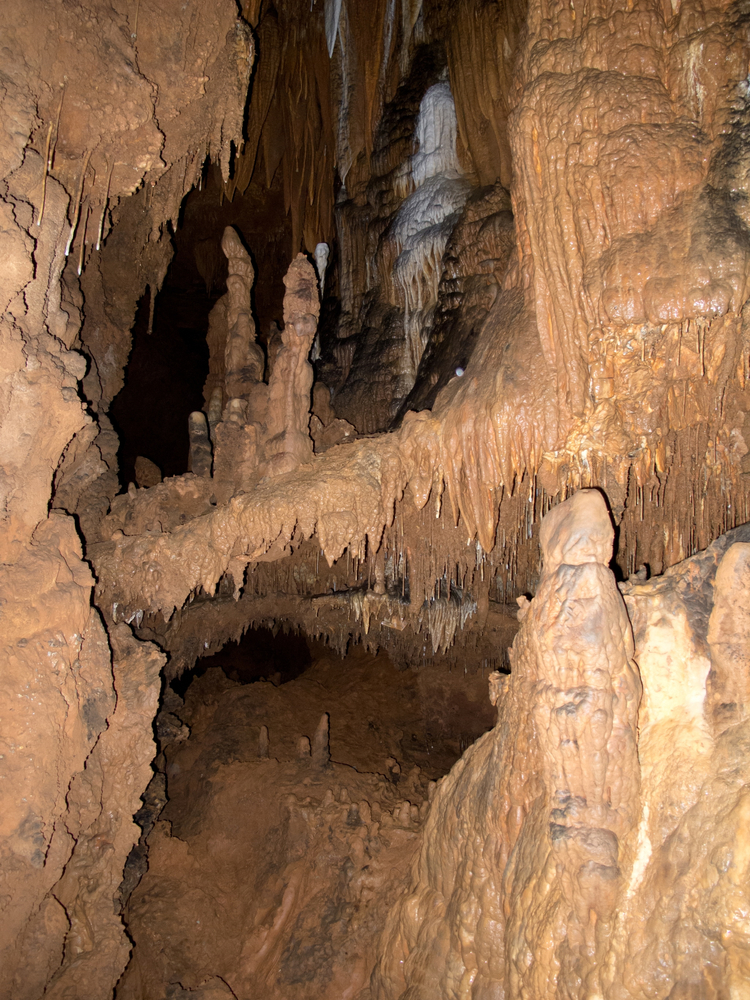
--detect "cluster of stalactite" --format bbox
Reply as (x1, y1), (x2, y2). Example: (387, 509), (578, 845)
(225, 0), (335, 254)
(91, 259), (750, 654)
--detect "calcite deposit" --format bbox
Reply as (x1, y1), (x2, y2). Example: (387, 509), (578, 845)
(260, 253), (320, 476)
(371, 493), (750, 999)
(3, 0), (750, 997)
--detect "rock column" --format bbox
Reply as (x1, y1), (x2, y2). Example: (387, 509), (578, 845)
(260, 254), (319, 477)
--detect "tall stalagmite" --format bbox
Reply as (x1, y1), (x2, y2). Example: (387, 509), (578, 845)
(260, 253), (320, 476)
(372, 493), (750, 998)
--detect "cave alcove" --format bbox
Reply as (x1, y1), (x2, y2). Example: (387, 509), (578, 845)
(109, 163), (294, 487)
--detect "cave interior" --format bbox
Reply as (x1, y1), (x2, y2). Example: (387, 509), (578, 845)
(3, 0), (750, 997)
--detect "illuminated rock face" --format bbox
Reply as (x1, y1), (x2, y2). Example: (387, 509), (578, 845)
(390, 81), (471, 380)
(372, 489), (641, 997)
(99, 492), (750, 999)
(0, 3), (250, 997)
(371, 492), (750, 1000)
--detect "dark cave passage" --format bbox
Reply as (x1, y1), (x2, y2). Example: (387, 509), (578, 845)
(169, 625), (314, 697)
(110, 164), (294, 488)
(164, 624), (498, 782)
(109, 286), (212, 488)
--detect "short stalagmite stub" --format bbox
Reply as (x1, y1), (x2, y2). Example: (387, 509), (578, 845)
(188, 411), (212, 478)
(312, 712), (331, 769)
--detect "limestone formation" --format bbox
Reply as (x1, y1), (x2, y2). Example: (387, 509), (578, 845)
(3, 0), (750, 996)
(207, 386), (223, 440)
(311, 711), (331, 768)
(311, 242), (329, 360)
(707, 543), (750, 734)
(222, 226), (265, 399)
(188, 411), (213, 478)
(260, 254), (320, 477)
(204, 249), (329, 492)
(203, 226), (265, 414)
(371, 495), (750, 999)
(310, 381), (357, 452)
(313, 241), (329, 296)
(391, 81), (471, 379)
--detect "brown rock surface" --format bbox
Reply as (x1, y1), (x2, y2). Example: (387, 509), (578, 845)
(0, 2), (252, 995)
(370, 494), (750, 999)
(117, 644), (484, 999)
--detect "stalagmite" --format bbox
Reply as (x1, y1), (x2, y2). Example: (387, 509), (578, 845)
(207, 386), (223, 440)
(188, 411), (212, 478)
(260, 254), (320, 477)
(312, 712), (331, 768)
(221, 226), (265, 400)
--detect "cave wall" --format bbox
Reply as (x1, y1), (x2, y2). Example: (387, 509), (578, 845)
(0, 3), (251, 995)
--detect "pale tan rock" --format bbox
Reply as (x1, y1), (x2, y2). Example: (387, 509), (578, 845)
(707, 542), (750, 733)
(222, 226), (265, 400)
(203, 227), (265, 414)
(260, 254), (320, 477)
